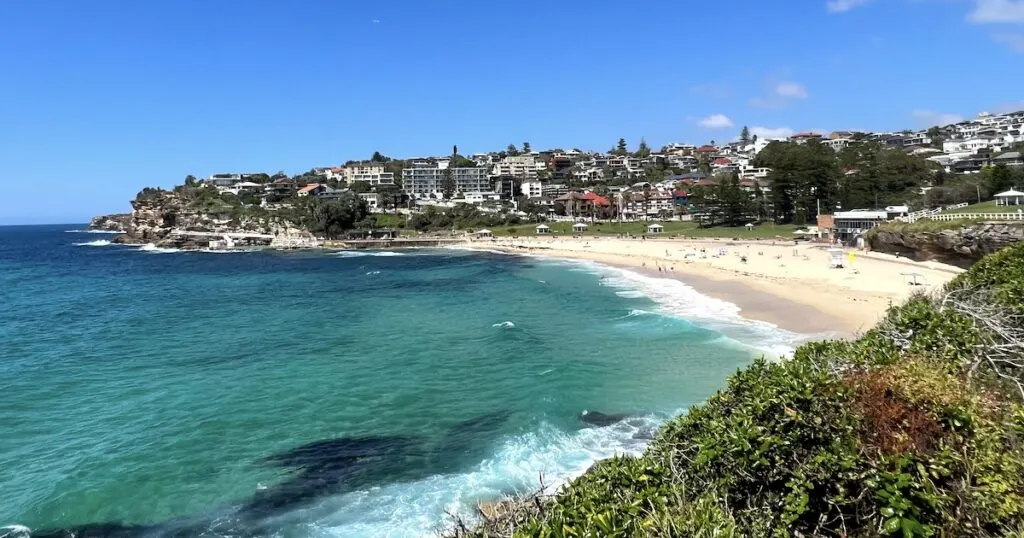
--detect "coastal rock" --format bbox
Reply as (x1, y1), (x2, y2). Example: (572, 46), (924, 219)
(88, 213), (131, 232)
(105, 191), (313, 249)
(868, 222), (1024, 268)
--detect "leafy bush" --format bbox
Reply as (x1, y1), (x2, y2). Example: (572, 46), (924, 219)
(450, 244), (1024, 538)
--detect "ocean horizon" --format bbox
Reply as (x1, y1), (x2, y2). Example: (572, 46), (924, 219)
(1, 225), (806, 537)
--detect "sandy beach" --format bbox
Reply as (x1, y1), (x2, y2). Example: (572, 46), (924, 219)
(470, 235), (965, 336)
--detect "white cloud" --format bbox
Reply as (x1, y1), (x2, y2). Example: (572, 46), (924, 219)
(826, 0), (875, 13)
(749, 80), (809, 109)
(750, 126), (794, 139)
(911, 109), (964, 127)
(697, 114), (735, 129)
(775, 82), (809, 99)
(993, 32), (1024, 52)
(968, 0), (1024, 23)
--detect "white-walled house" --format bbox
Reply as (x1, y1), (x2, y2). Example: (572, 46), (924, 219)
(521, 181), (543, 198)
(942, 137), (997, 154)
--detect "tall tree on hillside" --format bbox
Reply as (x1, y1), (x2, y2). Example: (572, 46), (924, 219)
(987, 164), (1016, 194)
(184, 175), (197, 186)
(635, 138), (651, 158)
(371, 151), (389, 163)
(615, 138), (628, 156)
(740, 126), (751, 145)
(507, 144), (520, 156)
(441, 167), (455, 201)
(522, 142), (531, 153)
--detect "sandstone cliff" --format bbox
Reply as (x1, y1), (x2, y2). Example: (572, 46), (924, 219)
(108, 191), (314, 249)
(868, 221), (1024, 268)
(88, 213), (131, 232)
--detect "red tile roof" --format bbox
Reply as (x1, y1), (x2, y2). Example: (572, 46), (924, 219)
(297, 183), (321, 194)
(696, 145), (718, 153)
(583, 192), (611, 206)
(712, 157), (732, 165)
(790, 132), (822, 139)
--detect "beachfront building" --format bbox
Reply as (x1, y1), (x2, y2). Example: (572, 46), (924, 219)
(647, 223), (664, 234)
(343, 163), (395, 185)
(401, 164), (490, 199)
(572, 223), (588, 233)
(535, 224), (551, 234)
(995, 189), (1024, 206)
(833, 209), (889, 243)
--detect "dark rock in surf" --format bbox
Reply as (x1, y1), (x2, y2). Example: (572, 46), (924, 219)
(578, 410), (630, 427)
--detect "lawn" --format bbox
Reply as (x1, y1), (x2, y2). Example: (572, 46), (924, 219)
(489, 220), (801, 239)
(942, 200), (1014, 214)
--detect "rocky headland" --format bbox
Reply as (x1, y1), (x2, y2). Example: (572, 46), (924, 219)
(92, 189), (316, 249)
(867, 221), (1024, 268)
(88, 213), (131, 232)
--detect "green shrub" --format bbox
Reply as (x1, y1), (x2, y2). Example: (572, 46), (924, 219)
(452, 245), (1024, 538)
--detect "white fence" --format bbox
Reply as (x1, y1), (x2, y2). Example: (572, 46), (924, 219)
(924, 212), (1024, 222)
(896, 202), (971, 223)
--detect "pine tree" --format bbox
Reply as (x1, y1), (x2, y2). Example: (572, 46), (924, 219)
(740, 126), (751, 145)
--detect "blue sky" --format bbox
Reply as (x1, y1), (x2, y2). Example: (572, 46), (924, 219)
(1, 0), (1023, 224)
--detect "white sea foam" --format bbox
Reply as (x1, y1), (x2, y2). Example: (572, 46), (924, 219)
(138, 243), (181, 254)
(314, 416), (663, 537)
(334, 250), (407, 258)
(559, 259), (810, 357)
(0, 525), (31, 538)
(74, 239), (112, 247)
(64, 229), (122, 234)
(491, 321), (516, 329)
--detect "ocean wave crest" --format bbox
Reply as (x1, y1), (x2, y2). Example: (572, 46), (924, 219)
(491, 321), (516, 329)
(138, 243), (181, 254)
(562, 259), (808, 357)
(314, 415), (664, 537)
(335, 251), (407, 258)
(74, 239), (112, 247)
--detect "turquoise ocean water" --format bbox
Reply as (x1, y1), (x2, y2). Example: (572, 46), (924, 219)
(0, 226), (805, 537)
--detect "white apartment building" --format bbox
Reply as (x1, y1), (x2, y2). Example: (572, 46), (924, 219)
(826, 138), (854, 152)
(740, 167), (772, 180)
(358, 192), (380, 210)
(521, 180), (543, 198)
(401, 164), (490, 198)
(206, 173), (243, 187)
(344, 163), (395, 185)
(461, 192), (502, 204)
(573, 167), (604, 182)
(942, 137), (997, 154)
(492, 155), (540, 180)
(901, 132), (932, 147)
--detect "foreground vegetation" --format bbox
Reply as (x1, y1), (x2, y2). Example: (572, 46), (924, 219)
(450, 244), (1024, 537)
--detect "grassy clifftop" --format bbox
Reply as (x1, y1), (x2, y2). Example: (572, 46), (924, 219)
(454, 245), (1024, 537)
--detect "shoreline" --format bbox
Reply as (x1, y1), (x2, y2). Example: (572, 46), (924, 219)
(466, 236), (964, 338)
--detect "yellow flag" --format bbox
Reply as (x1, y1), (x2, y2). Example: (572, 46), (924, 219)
(847, 252), (855, 264)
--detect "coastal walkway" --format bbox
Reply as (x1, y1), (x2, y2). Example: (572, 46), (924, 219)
(168, 230), (275, 240)
(324, 238), (465, 249)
